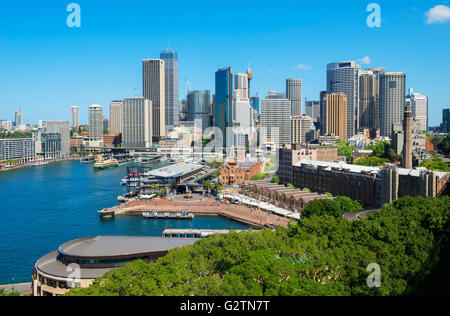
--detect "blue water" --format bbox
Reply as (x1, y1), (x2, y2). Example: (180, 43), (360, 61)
(0, 161), (249, 284)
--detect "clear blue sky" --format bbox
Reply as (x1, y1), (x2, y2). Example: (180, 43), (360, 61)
(0, 0), (449, 126)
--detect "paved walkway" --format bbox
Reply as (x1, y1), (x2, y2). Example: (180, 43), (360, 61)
(104, 197), (292, 228)
(0, 283), (32, 295)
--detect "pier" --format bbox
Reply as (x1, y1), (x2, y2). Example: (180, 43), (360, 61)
(98, 196), (292, 229)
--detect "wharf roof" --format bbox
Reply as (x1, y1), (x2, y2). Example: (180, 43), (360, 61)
(145, 162), (204, 178)
(58, 236), (198, 258)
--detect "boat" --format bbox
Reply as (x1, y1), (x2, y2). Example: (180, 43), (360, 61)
(94, 157), (119, 170)
(142, 211), (195, 220)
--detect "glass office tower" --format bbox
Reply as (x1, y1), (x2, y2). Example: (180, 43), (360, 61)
(215, 67), (233, 146)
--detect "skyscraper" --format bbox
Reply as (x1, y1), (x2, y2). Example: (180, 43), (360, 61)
(406, 89), (428, 132)
(305, 101), (320, 123)
(44, 121), (71, 157)
(260, 96), (292, 146)
(122, 97), (152, 148)
(380, 72), (406, 136)
(109, 101), (123, 135)
(143, 59), (165, 141)
(215, 67), (233, 147)
(186, 90), (211, 132)
(14, 109), (23, 127)
(286, 79), (302, 116)
(160, 49), (179, 130)
(367, 67), (386, 129)
(358, 71), (377, 129)
(70, 106), (79, 128)
(442, 109), (450, 134)
(291, 115), (315, 145)
(89, 104), (103, 144)
(324, 93), (348, 142)
(327, 62), (359, 139)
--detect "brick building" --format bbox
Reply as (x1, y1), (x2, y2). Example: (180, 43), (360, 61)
(220, 159), (264, 186)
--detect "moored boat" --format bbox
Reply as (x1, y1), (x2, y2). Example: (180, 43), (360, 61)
(94, 157), (119, 170)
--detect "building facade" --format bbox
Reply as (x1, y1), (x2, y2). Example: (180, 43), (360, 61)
(327, 62), (359, 139)
(220, 159), (264, 186)
(442, 109), (450, 134)
(143, 59), (165, 140)
(286, 79), (302, 116)
(160, 49), (180, 130)
(359, 71), (377, 129)
(380, 72), (406, 136)
(186, 90), (211, 132)
(122, 97), (152, 148)
(70, 106), (79, 128)
(291, 115), (315, 145)
(0, 138), (36, 162)
(407, 89), (428, 132)
(109, 100), (123, 135)
(305, 101), (320, 123)
(324, 93), (348, 142)
(88, 104), (103, 147)
(215, 67), (233, 147)
(260, 97), (292, 146)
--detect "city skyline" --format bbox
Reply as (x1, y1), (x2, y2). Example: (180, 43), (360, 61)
(0, 1), (449, 126)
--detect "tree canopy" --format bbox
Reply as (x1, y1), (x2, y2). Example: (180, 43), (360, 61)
(67, 195), (450, 296)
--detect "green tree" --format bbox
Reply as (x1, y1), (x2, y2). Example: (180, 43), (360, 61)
(353, 156), (389, 167)
(271, 176), (280, 183)
(338, 142), (356, 163)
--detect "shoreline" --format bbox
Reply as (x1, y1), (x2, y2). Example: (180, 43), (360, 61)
(0, 158), (80, 173)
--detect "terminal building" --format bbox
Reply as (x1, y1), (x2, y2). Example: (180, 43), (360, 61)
(32, 236), (197, 296)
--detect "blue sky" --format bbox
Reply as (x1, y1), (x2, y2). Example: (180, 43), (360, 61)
(0, 0), (449, 126)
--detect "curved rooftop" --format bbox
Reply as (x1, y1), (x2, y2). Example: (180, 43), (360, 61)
(58, 236), (198, 258)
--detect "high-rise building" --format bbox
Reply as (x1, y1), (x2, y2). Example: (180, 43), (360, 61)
(143, 59), (165, 140)
(358, 70), (377, 129)
(14, 109), (23, 127)
(286, 79), (302, 116)
(70, 106), (79, 128)
(89, 104), (103, 144)
(250, 97), (260, 113)
(380, 72), (406, 136)
(233, 75), (256, 148)
(324, 93), (348, 142)
(43, 121), (71, 157)
(122, 97), (152, 148)
(109, 101), (123, 135)
(291, 116), (315, 145)
(305, 101), (320, 123)
(160, 49), (179, 130)
(0, 120), (12, 131)
(367, 67), (386, 129)
(234, 73), (249, 98)
(187, 90), (211, 132)
(327, 62), (359, 139)
(215, 67), (233, 147)
(442, 109), (450, 134)
(406, 89), (428, 132)
(260, 96), (292, 146)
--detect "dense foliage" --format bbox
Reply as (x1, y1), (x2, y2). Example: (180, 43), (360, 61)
(0, 289), (19, 296)
(251, 173), (268, 181)
(365, 141), (402, 164)
(67, 196), (450, 296)
(302, 196), (363, 219)
(0, 130), (32, 139)
(420, 157), (450, 172)
(353, 156), (389, 167)
(338, 141), (356, 163)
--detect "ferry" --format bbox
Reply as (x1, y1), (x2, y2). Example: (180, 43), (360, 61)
(94, 157), (119, 170)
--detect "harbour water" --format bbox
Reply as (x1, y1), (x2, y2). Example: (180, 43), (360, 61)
(0, 161), (249, 285)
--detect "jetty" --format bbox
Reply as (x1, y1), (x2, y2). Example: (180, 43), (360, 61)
(142, 211), (195, 220)
(98, 197), (292, 228)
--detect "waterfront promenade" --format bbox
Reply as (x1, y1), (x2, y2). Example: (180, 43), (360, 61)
(100, 197), (292, 228)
